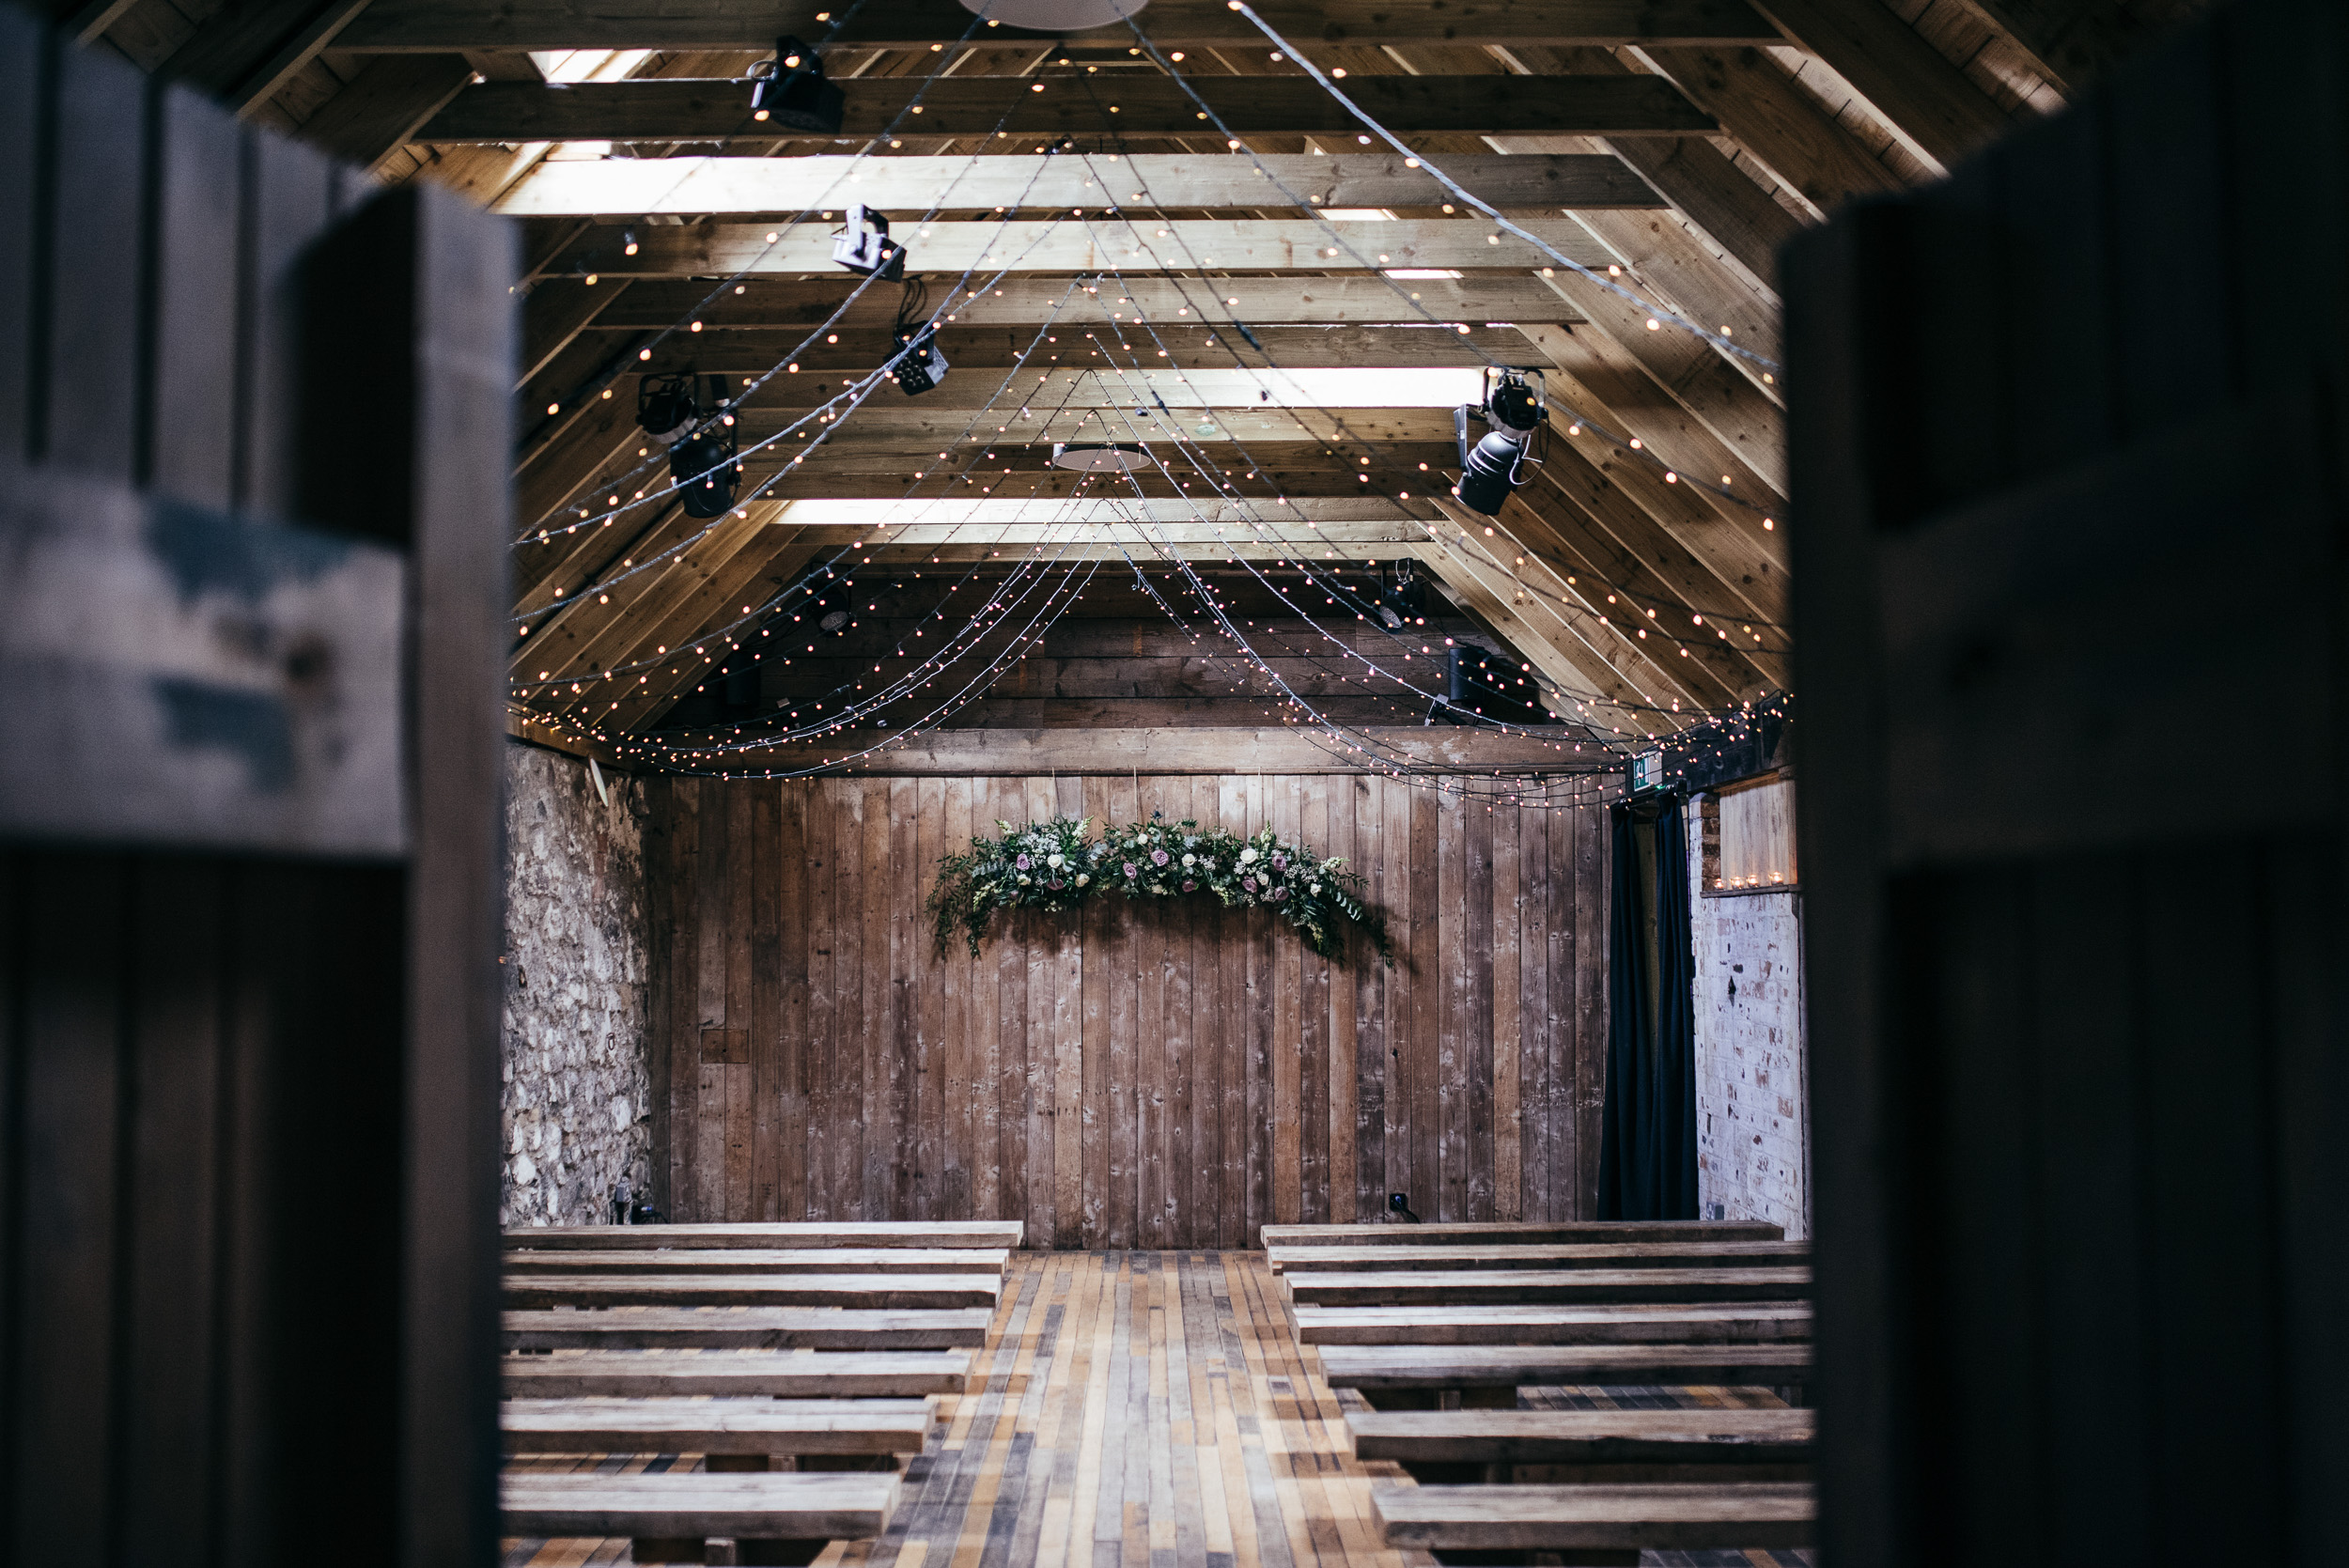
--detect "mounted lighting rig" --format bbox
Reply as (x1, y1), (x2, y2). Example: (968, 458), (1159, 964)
(1454, 367), (1546, 516)
(833, 204), (907, 282)
(638, 371), (740, 519)
(749, 37), (844, 132)
(888, 282), (948, 396)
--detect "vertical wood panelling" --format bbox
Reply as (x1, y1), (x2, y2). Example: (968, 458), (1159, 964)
(1492, 800), (1522, 1219)
(651, 774), (1610, 1245)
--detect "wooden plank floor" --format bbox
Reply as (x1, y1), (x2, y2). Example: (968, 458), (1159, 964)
(502, 1252), (1813, 1567)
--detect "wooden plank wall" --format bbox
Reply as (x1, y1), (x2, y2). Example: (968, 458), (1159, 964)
(646, 773), (1612, 1246)
(0, 12), (511, 1565)
(1785, 0), (2348, 1560)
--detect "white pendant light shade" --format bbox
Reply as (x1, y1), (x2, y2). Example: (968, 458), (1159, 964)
(957, 0), (1149, 31)
(1051, 442), (1151, 472)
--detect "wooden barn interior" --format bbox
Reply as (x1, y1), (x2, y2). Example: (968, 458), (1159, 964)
(2, 0), (2342, 1561)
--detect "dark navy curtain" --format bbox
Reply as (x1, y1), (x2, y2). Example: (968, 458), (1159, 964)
(1597, 798), (1698, 1219)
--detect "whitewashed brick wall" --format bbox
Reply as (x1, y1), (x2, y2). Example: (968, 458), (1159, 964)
(1688, 799), (1809, 1237)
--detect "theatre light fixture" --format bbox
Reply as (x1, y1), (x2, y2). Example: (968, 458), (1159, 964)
(749, 37), (845, 132)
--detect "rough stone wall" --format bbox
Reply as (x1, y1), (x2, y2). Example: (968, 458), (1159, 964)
(1688, 800), (1810, 1238)
(501, 745), (653, 1227)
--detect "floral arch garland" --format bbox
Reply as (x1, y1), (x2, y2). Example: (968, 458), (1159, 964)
(928, 815), (1392, 964)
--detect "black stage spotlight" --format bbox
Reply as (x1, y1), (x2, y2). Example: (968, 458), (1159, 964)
(636, 371), (698, 446)
(888, 284), (947, 396)
(644, 372), (740, 519)
(832, 203), (906, 281)
(892, 326), (949, 396)
(1454, 367), (1545, 516)
(671, 421), (740, 518)
(750, 37), (844, 132)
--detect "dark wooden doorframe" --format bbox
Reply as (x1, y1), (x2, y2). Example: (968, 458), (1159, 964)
(1785, 0), (2349, 1560)
(0, 13), (512, 1564)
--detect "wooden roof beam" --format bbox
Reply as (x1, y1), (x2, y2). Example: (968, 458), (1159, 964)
(1600, 135), (1804, 300)
(520, 277), (632, 390)
(1533, 270), (1785, 493)
(520, 510), (793, 692)
(735, 403), (1469, 447)
(773, 497), (1436, 528)
(516, 399), (646, 534)
(494, 153), (1666, 218)
(1941, 0), (2169, 98)
(1742, 0), (2015, 174)
(577, 535), (830, 732)
(582, 274), (1579, 328)
(593, 726), (1618, 776)
(1629, 43), (1906, 218)
(603, 325), (1539, 377)
(293, 54), (476, 168)
(1493, 476), (1759, 707)
(540, 217), (1618, 279)
(417, 75), (1713, 145)
(160, 0), (376, 116)
(1407, 524), (1682, 733)
(1513, 321), (1784, 518)
(1520, 443), (1786, 688)
(340, 0), (1787, 54)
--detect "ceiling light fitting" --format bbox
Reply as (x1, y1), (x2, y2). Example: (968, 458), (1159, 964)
(1051, 442), (1150, 472)
(1454, 367), (1545, 517)
(957, 0), (1147, 29)
(748, 37), (844, 132)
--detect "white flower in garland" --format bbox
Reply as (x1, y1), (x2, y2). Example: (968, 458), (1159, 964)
(929, 814), (1389, 965)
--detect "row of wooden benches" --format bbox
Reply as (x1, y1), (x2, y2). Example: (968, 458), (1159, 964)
(500, 1219), (1021, 1563)
(1260, 1219), (1816, 1563)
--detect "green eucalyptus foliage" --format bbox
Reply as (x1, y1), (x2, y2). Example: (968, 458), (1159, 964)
(927, 813), (1392, 964)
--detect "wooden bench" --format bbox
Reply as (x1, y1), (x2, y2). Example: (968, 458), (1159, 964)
(503, 1396), (932, 1462)
(1346, 1407), (1813, 1483)
(502, 1469), (899, 1566)
(1372, 1481), (1813, 1563)
(502, 1273), (1001, 1311)
(502, 1350), (972, 1399)
(1261, 1221), (1782, 1248)
(1316, 1343), (1812, 1406)
(1267, 1240), (1808, 1274)
(504, 1307), (991, 1351)
(504, 1247), (1011, 1277)
(506, 1221), (1024, 1250)
(1283, 1266), (1810, 1309)
(1293, 1303), (1812, 1346)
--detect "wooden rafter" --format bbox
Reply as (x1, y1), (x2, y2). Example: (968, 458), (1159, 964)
(335, 0), (1790, 54)
(539, 217), (1620, 279)
(419, 75), (1714, 146)
(1744, 0), (2015, 173)
(1629, 43), (1906, 217)
(493, 153), (1666, 217)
